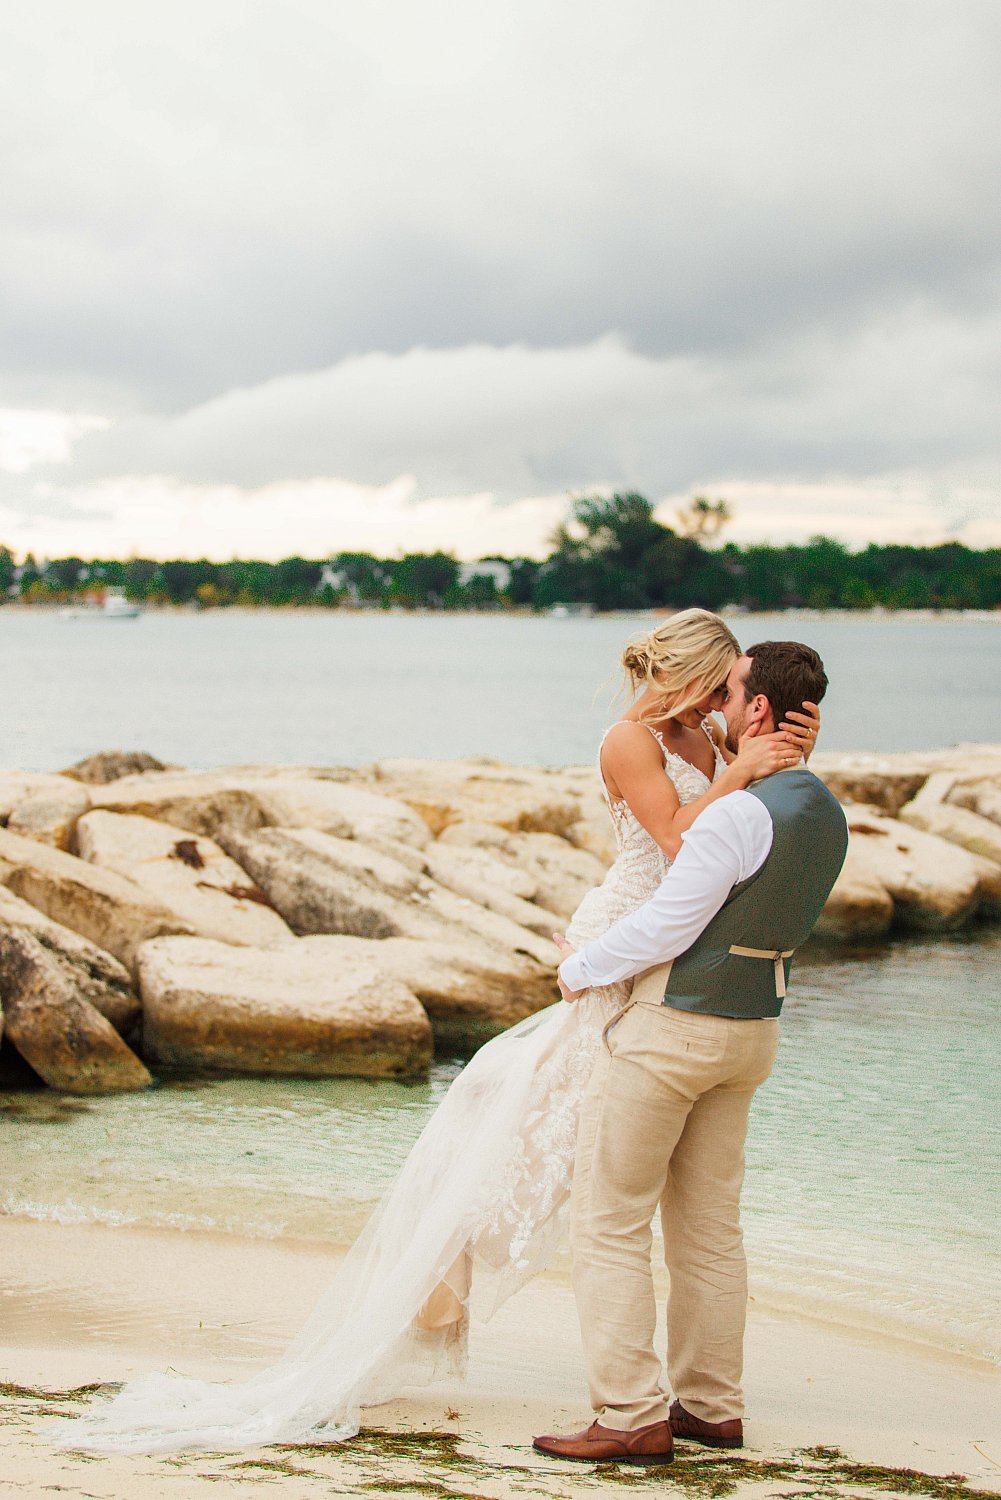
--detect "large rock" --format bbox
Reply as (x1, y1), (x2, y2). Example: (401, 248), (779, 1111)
(88, 772), (270, 838)
(421, 843), (565, 939)
(254, 780), (431, 849)
(368, 757), (589, 839)
(810, 755), (932, 816)
(951, 780), (1001, 826)
(0, 827), (193, 970)
(0, 771), (91, 849)
(6, 782), (92, 850)
(369, 935), (559, 1050)
(219, 826), (422, 937)
(0, 771), (72, 819)
(219, 825), (559, 966)
(138, 936), (433, 1079)
(436, 822), (609, 920)
(0, 887), (140, 1036)
(89, 769), (430, 848)
(0, 927), (151, 1094)
(75, 811), (294, 948)
(61, 749), (168, 784)
(836, 809), (987, 931)
(810, 744), (1001, 817)
(814, 840), (895, 941)
(900, 776), (1001, 865)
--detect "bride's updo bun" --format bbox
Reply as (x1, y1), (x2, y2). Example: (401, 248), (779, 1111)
(621, 608), (740, 720)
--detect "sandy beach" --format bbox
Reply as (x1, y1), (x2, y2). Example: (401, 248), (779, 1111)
(3, 1217), (1000, 1499)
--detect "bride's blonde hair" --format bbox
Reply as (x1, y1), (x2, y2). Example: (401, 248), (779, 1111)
(621, 608), (740, 722)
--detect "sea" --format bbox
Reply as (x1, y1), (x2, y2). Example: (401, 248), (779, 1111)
(2, 607), (1000, 1367)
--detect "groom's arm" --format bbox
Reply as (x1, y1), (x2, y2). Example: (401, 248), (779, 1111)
(559, 791), (773, 994)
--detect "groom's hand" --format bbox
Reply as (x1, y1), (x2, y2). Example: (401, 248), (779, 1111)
(553, 933), (584, 1002)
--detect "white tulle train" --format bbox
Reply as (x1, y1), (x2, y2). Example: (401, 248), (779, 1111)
(50, 993), (609, 1454)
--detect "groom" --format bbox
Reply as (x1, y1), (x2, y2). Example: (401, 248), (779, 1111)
(535, 640), (848, 1467)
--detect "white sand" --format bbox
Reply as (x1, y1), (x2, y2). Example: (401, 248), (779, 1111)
(2, 1217), (1000, 1498)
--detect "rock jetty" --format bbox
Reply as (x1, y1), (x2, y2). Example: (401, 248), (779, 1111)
(0, 744), (998, 1094)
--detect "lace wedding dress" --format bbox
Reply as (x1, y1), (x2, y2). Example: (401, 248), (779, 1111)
(56, 726), (724, 1454)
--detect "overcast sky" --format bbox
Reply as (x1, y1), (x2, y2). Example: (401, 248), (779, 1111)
(2, 0), (999, 560)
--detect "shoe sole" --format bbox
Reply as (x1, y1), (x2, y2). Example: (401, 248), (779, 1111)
(533, 1443), (674, 1466)
(672, 1432), (743, 1449)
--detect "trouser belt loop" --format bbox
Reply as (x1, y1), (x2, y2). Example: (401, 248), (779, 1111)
(728, 945), (796, 999)
(630, 960), (674, 1009)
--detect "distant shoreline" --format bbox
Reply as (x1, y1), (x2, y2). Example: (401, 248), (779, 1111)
(3, 601), (1000, 622)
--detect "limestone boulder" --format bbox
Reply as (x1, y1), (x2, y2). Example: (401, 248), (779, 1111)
(0, 771), (92, 849)
(219, 826), (421, 938)
(369, 935), (559, 1050)
(252, 778), (431, 848)
(89, 769), (430, 849)
(968, 852), (1001, 918)
(0, 827), (193, 970)
(900, 780), (1001, 865)
(0, 887), (140, 1036)
(838, 809), (986, 931)
(810, 755), (931, 816)
(5, 781), (92, 850)
(368, 757), (589, 839)
(810, 745), (1001, 817)
(420, 844), (565, 939)
(427, 831), (539, 898)
(138, 936), (433, 1079)
(88, 771), (271, 838)
(436, 823), (609, 920)
(951, 780), (1001, 826)
(814, 840), (894, 941)
(218, 825), (559, 966)
(418, 880), (558, 965)
(0, 771), (72, 819)
(61, 749), (168, 784)
(75, 811), (294, 948)
(0, 927), (151, 1093)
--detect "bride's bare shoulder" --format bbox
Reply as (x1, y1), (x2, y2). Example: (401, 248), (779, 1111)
(702, 717), (725, 747)
(600, 720), (665, 772)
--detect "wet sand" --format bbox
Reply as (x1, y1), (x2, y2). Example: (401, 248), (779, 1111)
(2, 1217), (1000, 1498)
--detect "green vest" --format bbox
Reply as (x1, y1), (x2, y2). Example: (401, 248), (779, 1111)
(661, 769), (848, 1019)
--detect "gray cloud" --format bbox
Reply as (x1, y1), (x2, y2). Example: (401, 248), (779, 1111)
(2, 0), (1000, 412)
(2, 0), (1001, 552)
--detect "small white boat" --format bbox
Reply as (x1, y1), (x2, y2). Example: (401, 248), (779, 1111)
(58, 588), (143, 620)
(101, 588), (142, 618)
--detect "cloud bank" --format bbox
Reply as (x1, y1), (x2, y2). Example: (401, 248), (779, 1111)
(1, 1), (999, 557)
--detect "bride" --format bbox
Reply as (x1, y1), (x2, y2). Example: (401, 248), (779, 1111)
(57, 608), (819, 1454)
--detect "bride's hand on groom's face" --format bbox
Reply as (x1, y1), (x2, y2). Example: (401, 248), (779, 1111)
(733, 730), (803, 780)
(780, 701), (821, 760)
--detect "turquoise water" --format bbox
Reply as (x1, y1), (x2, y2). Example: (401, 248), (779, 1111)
(4, 931), (999, 1365)
(2, 608), (999, 770)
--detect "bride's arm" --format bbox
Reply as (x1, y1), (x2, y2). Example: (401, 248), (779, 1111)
(601, 722), (798, 861)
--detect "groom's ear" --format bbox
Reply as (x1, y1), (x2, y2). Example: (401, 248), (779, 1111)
(743, 693), (773, 736)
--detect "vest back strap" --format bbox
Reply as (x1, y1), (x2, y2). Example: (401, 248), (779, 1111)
(728, 945), (796, 998)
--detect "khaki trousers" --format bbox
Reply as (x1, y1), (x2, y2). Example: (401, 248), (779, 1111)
(572, 997), (779, 1430)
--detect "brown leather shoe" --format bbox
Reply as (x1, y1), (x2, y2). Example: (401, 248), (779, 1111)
(533, 1418), (673, 1465)
(669, 1399), (743, 1448)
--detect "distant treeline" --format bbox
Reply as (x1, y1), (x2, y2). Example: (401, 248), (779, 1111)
(3, 493), (999, 612)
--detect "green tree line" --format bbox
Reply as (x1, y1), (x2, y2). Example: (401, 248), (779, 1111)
(2, 493), (999, 612)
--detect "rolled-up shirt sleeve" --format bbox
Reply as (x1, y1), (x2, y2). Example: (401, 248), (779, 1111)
(559, 791), (774, 993)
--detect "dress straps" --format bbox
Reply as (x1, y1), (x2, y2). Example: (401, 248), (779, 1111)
(597, 722), (667, 804)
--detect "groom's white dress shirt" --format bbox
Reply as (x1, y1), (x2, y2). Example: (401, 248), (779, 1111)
(559, 789), (775, 994)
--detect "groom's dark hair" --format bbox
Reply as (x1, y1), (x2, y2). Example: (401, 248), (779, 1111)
(743, 641), (829, 727)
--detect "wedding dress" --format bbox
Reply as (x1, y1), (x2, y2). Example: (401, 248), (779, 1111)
(56, 726), (724, 1454)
